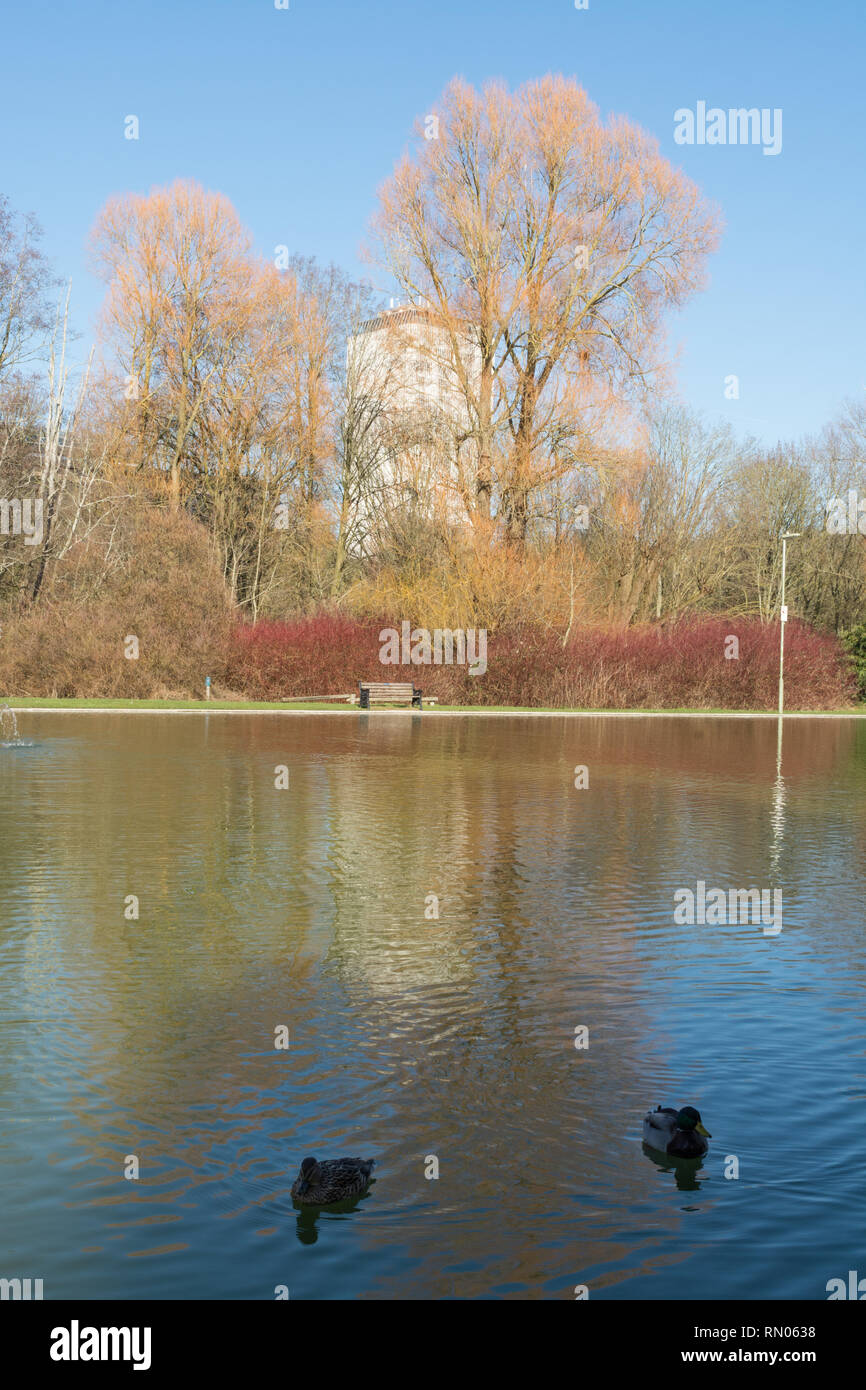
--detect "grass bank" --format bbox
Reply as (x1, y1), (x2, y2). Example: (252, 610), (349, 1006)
(6, 697), (866, 717)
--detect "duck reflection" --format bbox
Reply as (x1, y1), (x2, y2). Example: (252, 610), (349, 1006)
(293, 1191), (373, 1245)
(641, 1142), (708, 1191)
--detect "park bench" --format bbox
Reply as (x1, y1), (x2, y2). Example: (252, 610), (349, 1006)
(358, 680), (423, 710)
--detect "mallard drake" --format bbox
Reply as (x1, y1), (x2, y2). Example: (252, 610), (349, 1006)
(291, 1155), (375, 1205)
(643, 1106), (711, 1158)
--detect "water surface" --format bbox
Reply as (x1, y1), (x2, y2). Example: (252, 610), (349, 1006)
(1, 712), (865, 1299)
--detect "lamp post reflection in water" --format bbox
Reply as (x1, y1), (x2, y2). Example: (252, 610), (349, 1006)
(772, 532), (800, 880)
(771, 715), (787, 878)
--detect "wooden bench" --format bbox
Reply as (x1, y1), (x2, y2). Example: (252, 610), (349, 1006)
(359, 680), (423, 710)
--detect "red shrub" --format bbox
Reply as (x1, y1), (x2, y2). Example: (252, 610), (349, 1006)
(225, 616), (390, 700)
(224, 614), (856, 709)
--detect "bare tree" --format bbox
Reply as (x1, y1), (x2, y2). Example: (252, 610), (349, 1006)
(580, 407), (736, 624)
(0, 195), (57, 382)
(372, 76), (721, 540)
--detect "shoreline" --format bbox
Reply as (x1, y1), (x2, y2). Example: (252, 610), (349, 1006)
(6, 700), (866, 719)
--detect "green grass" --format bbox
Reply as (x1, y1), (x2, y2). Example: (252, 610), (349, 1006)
(5, 696), (866, 716)
(7, 696), (321, 710)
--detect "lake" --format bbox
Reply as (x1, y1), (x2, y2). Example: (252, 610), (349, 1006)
(1, 711), (865, 1300)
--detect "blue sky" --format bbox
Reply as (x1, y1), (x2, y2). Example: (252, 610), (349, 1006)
(2, 0), (863, 443)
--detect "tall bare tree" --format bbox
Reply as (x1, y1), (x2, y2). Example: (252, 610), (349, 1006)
(372, 76), (720, 539)
(0, 195), (57, 383)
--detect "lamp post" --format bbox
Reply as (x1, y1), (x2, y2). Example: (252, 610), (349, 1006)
(777, 532), (801, 718)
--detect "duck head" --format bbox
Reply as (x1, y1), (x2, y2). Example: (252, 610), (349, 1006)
(676, 1106), (711, 1138)
(667, 1106), (711, 1157)
(296, 1156), (319, 1196)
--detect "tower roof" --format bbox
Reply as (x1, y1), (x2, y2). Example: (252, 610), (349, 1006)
(356, 305), (441, 333)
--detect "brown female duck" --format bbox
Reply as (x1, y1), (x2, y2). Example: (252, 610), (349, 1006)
(291, 1155), (376, 1205)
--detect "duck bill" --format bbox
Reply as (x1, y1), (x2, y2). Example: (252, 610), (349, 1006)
(696, 1122), (711, 1137)
(296, 1179), (309, 1196)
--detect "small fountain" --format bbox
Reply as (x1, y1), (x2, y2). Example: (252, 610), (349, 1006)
(1, 702), (25, 747)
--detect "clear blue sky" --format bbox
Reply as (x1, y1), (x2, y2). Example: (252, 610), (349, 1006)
(2, 0), (863, 443)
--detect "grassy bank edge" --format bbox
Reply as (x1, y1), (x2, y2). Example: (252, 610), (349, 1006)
(6, 697), (866, 717)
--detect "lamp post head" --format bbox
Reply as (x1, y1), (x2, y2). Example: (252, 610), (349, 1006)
(781, 531), (801, 539)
